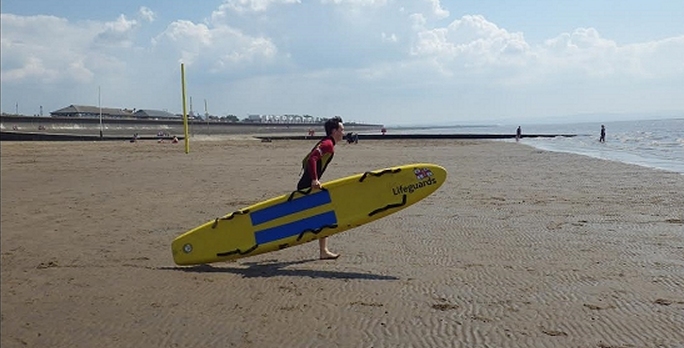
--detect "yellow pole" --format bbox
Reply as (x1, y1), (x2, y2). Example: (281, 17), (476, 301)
(181, 63), (190, 154)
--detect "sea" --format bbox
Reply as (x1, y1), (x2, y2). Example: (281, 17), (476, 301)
(383, 118), (684, 175)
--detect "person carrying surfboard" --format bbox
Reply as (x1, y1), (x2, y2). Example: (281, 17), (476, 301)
(298, 116), (346, 260)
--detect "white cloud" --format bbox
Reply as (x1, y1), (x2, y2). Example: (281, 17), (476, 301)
(409, 13), (426, 30)
(0, 14), (101, 84)
(538, 28), (684, 79)
(160, 20), (213, 46)
(0, 10), (280, 90)
(213, 0), (300, 15)
(321, 0), (388, 7)
(66, 59), (95, 83)
(403, 13), (684, 89)
(138, 6), (156, 22)
(634, 36), (684, 77)
(381, 32), (398, 43)
(1, 56), (59, 83)
(425, 0), (449, 19)
(544, 27), (615, 51)
(93, 14), (139, 48)
(410, 14), (530, 73)
(155, 20), (278, 71)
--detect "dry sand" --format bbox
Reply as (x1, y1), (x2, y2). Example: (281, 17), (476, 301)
(1, 138), (683, 348)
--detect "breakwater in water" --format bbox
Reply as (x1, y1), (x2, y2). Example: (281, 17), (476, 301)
(254, 133), (577, 141)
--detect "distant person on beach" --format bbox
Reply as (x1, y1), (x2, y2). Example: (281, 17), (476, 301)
(345, 131), (359, 144)
(600, 125), (606, 143)
(297, 116), (346, 260)
(516, 126), (522, 142)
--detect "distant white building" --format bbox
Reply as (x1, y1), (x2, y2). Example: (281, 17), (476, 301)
(243, 113), (328, 123)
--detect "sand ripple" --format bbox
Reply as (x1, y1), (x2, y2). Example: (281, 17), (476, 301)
(2, 140), (683, 347)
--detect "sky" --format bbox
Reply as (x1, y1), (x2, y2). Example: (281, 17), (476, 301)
(1, 0), (683, 126)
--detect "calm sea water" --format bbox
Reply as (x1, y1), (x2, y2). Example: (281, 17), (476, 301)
(384, 118), (684, 175)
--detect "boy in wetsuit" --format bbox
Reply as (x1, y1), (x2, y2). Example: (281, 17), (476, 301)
(298, 116), (345, 260)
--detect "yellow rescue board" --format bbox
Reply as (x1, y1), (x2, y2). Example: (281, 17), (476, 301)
(171, 163), (447, 265)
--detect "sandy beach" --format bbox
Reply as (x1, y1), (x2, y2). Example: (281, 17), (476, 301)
(1, 137), (683, 348)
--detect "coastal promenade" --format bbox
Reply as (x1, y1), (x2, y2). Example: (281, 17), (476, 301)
(1, 115), (577, 141)
(0, 115), (382, 141)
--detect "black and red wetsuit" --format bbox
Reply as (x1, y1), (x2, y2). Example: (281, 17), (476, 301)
(297, 136), (336, 190)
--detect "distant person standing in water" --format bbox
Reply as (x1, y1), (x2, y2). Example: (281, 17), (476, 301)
(600, 125), (606, 143)
(516, 126), (522, 142)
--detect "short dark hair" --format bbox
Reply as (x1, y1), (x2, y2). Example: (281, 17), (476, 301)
(324, 116), (343, 136)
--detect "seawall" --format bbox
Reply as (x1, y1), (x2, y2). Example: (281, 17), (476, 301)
(0, 115), (383, 139)
(0, 131), (182, 142)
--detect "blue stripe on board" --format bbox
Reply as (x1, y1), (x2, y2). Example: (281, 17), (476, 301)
(254, 211), (337, 245)
(250, 190), (332, 226)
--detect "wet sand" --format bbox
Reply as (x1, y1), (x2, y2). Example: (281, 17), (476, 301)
(1, 138), (683, 348)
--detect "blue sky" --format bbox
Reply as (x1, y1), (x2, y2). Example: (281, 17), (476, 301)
(2, 0), (683, 125)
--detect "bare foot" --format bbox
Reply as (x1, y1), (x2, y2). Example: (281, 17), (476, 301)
(320, 252), (340, 260)
(319, 238), (338, 260)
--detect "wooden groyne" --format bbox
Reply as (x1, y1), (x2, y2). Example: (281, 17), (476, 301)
(253, 133), (578, 141)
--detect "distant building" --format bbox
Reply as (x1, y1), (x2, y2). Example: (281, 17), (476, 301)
(244, 114), (325, 123)
(133, 109), (180, 120)
(46, 105), (371, 125)
(247, 114), (263, 122)
(51, 105), (133, 118)
(50, 105), (182, 120)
